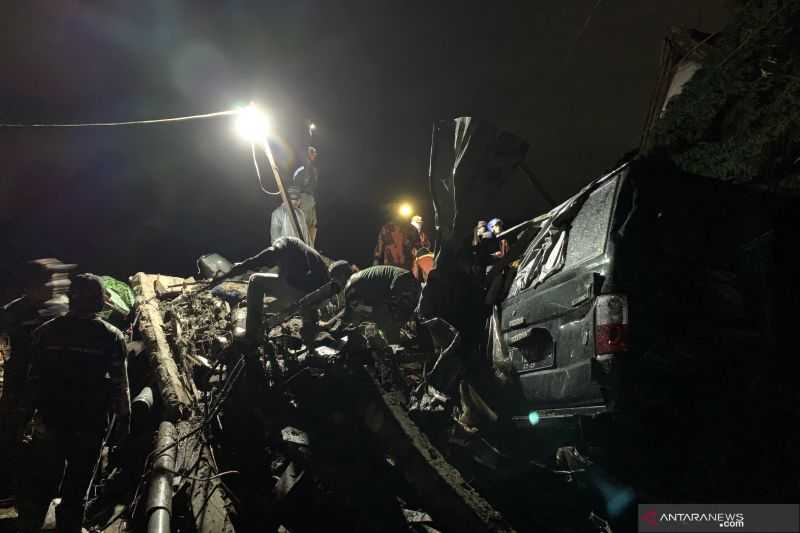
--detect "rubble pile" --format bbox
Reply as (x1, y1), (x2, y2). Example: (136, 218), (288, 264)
(67, 269), (518, 533)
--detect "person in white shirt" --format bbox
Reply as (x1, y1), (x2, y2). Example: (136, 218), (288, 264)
(270, 187), (310, 245)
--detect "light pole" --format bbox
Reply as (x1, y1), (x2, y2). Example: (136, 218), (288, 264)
(235, 104), (306, 244)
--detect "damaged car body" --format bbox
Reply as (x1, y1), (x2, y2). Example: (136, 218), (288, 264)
(423, 117), (798, 517)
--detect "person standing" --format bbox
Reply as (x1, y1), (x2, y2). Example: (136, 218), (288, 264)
(409, 215), (433, 282)
(473, 220), (491, 246)
(373, 219), (414, 270)
(0, 259), (72, 498)
(16, 273), (130, 533)
(487, 218), (510, 259)
(292, 146), (319, 247)
(270, 187), (310, 244)
(409, 215), (431, 253)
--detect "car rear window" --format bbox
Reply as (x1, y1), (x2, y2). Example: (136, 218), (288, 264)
(563, 177), (617, 268)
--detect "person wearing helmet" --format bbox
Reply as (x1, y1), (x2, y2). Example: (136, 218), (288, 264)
(487, 218), (509, 259)
(270, 187), (310, 244)
(16, 273), (130, 533)
(409, 215), (434, 281)
(409, 215), (431, 253)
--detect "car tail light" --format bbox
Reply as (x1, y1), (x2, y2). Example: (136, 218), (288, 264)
(595, 294), (629, 356)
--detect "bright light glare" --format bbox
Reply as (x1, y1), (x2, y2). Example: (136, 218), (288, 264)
(309, 123), (317, 131)
(528, 411), (540, 426)
(235, 104), (271, 142)
(398, 203), (413, 218)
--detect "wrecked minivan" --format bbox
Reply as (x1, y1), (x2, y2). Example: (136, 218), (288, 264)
(423, 118), (797, 505)
(491, 157), (797, 425)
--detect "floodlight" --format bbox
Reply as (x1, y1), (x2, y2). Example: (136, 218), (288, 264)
(234, 103), (271, 143)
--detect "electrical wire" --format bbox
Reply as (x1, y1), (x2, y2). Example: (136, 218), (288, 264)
(128, 354), (247, 517)
(251, 142), (281, 196)
(172, 469), (240, 482)
(0, 109), (238, 128)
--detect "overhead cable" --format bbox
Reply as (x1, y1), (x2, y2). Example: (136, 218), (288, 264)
(0, 109), (238, 128)
(251, 142), (281, 196)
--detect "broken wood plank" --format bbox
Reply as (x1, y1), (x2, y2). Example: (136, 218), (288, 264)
(130, 273), (194, 421)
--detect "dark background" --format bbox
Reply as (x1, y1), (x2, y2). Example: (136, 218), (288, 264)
(0, 1), (729, 297)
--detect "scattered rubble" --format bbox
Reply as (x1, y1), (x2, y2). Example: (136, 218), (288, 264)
(46, 266), (523, 533)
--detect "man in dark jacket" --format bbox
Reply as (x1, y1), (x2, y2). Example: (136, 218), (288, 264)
(339, 265), (421, 343)
(16, 273), (130, 533)
(222, 236), (330, 294)
(0, 259), (73, 497)
(216, 236), (336, 344)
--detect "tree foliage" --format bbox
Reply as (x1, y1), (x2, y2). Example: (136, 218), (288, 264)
(652, 0), (800, 187)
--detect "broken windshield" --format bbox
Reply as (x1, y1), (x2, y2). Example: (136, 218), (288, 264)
(507, 171), (621, 297)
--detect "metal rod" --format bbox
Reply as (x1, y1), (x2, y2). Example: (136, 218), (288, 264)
(496, 213), (549, 240)
(261, 139), (306, 244)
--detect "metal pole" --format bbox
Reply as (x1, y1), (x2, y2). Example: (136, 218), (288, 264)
(261, 139), (306, 244)
(427, 121), (442, 257)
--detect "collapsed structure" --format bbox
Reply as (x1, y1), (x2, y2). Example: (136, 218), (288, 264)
(56, 268), (516, 533)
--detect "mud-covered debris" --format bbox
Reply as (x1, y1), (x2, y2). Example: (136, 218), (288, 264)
(404, 508), (433, 523)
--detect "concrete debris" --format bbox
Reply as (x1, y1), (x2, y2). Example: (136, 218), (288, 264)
(403, 508), (433, 523)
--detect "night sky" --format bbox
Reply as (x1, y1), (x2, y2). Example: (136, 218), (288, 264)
(0, 1), (729, 297)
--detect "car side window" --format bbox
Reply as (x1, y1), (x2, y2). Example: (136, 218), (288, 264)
(508, 227), (564, 296)
(563, 178), (617, 268)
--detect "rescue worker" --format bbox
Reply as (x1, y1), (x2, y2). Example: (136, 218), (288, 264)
(214, 237), (347, 344)
(473, 220), (491, 246)
(373, 219), (415, 270)
(410, 215), (431, 254)
(337, 265), (421, 343)
(270, 187), (310, 244)
(409, 215), (434, 282)
(0, 259), (73, 498)
(291, 146), (319, 247)
(487, 218), (510, 259)
(16, 273), (130, 533)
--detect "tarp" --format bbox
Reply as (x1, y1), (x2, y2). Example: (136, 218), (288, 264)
(419, 117), (528, 341)
(100, 275), (135, 319)
(429, 117), (530, 271)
